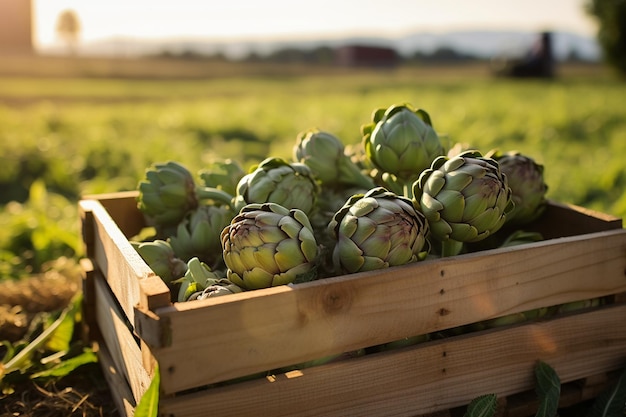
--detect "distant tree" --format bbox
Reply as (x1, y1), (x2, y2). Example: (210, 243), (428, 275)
(585, 0), (626, 76)
(56, 9), (81, 55)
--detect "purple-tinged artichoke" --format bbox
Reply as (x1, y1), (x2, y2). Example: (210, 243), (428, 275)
(486, 150), (548, 225)
(221, 202), (319, 290)
(328, 187), (430, 274)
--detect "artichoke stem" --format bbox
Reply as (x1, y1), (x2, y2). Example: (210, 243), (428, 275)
(196, 186), (235, 209)
(339, 158), (375, 190)
(441, 240), (463, 257)
(403, 183), (413, 199)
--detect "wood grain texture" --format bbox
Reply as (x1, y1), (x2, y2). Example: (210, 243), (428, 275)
(95, 340), (137, 417)
(147, 229), (626, 393)
(81, 198), (170, 325)
(159, 304), (626, 417)
(81, 193), (626, 409)
(94, 272), (153, 404)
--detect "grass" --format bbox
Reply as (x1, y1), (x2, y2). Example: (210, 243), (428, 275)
(1, 60), (624, 218)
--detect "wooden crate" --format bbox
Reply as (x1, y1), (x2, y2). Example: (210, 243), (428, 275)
(79, 191), (626, 417)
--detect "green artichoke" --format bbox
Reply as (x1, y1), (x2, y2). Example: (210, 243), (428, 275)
(137, 161), (234, 234)
(169, 204), (234, 268)
(131, 239), (187, 286)
(173, 257), (225, 302)
(486, 150), (548, 225)
(196, 279), (244, 300)
(413, 150), (514, 256)
(293, 129), (375, 189)
(198, 158), (246, 197)
(362, 104), (445, 183)
(328, 187), (430, 274)
(137, 161), (198, 230)
(221, 202), (319, 290)
(499, 230), (544, 247)
(234, 157), (320, 216)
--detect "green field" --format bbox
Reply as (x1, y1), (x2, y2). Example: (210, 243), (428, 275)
(1, 59), (625, 279)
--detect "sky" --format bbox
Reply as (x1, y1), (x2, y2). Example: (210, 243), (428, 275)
(33, 0), (598, 49)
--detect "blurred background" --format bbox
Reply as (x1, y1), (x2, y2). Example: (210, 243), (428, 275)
(1, 0), (606, 71)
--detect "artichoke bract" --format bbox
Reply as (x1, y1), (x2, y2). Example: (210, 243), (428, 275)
(486, 150), (548, 225)
(173, 257), (226, 302)
(414, 150), (514, 256)
(234, 157), (320, 216)
(131, 239), (187, 286)
(362, 104), (445, 183)
(137, 161), (198, 230)
(221, 202), (319, 290)
(168, 204), (234, 268)
(137, 161), (235, 234)
(199, 158), (246, 197)
(328, 187), (430, 274)
(293, 129), (375, 189)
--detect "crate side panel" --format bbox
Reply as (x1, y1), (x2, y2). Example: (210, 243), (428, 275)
(88, 199), (170, 321)
(94, 272), (152, 404)
(153, 229), (626, 393)
(159, 304), (626, 417)
(527, 200), (622, 239)
(96, 341), (137, 417)
(84, 191), (145, 239)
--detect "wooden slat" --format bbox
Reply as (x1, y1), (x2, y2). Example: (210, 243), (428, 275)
(526, 200), (622, 239)
(82, 191), (146, 239)
(81, 199), (171, 324)
(144, 229), (626, 393)
(94, 271), (153, 404)
(159, 304), (626, 417)
(95, 341), (137, 417)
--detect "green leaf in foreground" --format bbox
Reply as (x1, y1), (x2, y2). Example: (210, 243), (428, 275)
(0, 294), (80, 380)
(30, 349), (98, 379)
(534, 360), (561, 417)
(587, 366), (626, 417)
(135, 364), (159, 417)
(464, 394), (498, 417)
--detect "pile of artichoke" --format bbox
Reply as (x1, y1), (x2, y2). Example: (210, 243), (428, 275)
(133, 103), (550, 303)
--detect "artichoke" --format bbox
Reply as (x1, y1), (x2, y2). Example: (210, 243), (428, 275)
(169, 204), (234, 268)
(221, 202), (319, 290)
(137, 161), (234, 234)
(499, 230), (544, 247)
(196, 279), (244, 300)
(131, 239), (187, 286)
(486, 150), (548, 225)
(413, 150), (514, 256)
(198, 158), (246, 197)
(362, 104), (445, 184)
(234, 157), (320, 216)
(173, 257), (225, 302)
(328, 187), (430, 274)
(293, 129), (375, 189)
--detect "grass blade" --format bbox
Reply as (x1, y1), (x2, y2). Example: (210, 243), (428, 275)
(0, 306), (72, 379)
(30, 349), (98, 379)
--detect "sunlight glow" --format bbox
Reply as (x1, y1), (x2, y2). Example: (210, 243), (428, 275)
(33, 0), (596, 49)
